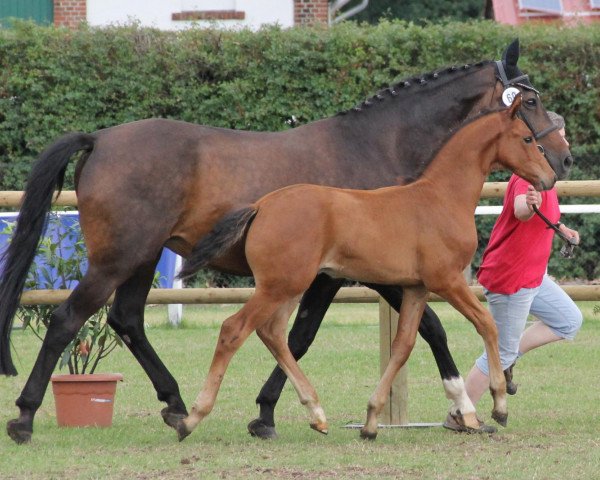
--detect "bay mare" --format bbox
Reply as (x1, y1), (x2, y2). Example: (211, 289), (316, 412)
(0, 40), (572, 444)
(175, 98), (558, 441)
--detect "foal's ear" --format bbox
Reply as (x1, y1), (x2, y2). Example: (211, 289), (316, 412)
(507, 94), (522, 119)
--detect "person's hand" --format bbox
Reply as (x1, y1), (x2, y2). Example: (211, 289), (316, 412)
(525, 185), (542, 212)
(560, 225), (580, 245)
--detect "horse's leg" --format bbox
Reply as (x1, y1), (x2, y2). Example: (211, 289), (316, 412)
(6, 266), (121, 444)
(255, 298), (328, 435)
(360, 285), (428, 440)
(107, 257), (188, 430)
(177, 291), (286, 442)
(365, 283), (478, 430)
(437, 279), (508, 427)
(248, 273), (344, 439)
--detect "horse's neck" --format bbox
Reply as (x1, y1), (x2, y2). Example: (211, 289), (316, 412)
(419, 117), (500, 211)
(330, 64), (497, 179)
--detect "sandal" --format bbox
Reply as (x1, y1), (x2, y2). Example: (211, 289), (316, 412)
(443, 413), (497, 434)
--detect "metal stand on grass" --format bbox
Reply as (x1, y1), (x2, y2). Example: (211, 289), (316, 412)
(344, 298), (442, 430)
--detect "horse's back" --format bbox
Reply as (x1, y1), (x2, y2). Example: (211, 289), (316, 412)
(75, 117), (342, 260)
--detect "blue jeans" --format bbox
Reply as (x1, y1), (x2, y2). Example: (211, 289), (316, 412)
(475, 274), (583, 376)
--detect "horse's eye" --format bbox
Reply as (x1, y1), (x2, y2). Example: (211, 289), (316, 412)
(524, 136), (533, 143)
(525, 98), (537, 107)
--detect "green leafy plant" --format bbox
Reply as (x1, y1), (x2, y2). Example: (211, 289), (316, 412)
(3, 213), (123, 374)
(1, 21), (598, 280)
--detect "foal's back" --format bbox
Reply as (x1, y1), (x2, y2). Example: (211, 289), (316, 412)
(245, 181), (439, 292)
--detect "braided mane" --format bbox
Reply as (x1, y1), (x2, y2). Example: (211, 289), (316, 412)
(338, 60), (492, 115)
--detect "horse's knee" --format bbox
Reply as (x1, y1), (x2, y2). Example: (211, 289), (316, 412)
(287, 332), (313, 358)
(107, 302), (146, 343)
(218, 317), (247, 350)
(44, 305), (83, 345)
(107, 310), (132, 337)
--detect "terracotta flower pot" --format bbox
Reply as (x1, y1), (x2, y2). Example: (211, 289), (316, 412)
(51, 373), (123, 427)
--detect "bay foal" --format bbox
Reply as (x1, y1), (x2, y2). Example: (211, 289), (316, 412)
(175, 97), (557, 440)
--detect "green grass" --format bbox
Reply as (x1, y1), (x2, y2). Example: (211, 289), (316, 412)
(1, 302), (599, 479)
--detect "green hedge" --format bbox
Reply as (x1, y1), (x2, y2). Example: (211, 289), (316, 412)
(0, 20), (598, 281)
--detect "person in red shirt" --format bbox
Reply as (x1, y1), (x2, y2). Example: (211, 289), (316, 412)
(445, 112), (583, 432)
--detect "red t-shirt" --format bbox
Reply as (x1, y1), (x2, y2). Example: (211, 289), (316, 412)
(476, 174), (560, 295)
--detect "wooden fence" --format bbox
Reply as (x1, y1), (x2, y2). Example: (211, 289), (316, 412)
(2, 180), (600, 209)
(2, 180), (600, 425)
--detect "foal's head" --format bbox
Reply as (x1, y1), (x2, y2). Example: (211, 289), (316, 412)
(494, 96), (558, 191)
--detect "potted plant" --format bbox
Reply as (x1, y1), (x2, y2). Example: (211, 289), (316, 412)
(7, 213), (124, 427)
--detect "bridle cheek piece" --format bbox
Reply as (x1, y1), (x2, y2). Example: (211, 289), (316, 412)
(495, 60), (558, 141)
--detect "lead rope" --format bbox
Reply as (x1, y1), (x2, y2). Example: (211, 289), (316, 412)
(531, 204), (578, 258)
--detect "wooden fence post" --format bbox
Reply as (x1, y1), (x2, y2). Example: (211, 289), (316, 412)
(378, 297), (409, 425)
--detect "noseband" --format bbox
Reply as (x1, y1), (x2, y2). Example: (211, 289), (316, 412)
(495, 60), (558, 140)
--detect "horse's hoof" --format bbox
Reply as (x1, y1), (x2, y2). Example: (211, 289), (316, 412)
(310, 422), (328, 435)
(247, 418), (278, 440)
(161, 407), (187, 430)
(491, 410), (508, 427)
(176, 420), (191, 442)
(6, 419), (32, 445)
(359, 428), (377, 441)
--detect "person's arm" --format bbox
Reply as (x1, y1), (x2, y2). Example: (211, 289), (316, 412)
(513, 184), (541, 221)
(513, 185), (581, 244)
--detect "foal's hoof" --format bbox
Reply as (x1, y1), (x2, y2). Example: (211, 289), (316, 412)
(310, 421), (328, 435)
(359, 428), (378, 441)
(6, 419), (32, 445)
(247, 418), (278, 440)
(161, 407), (187, 430)
(176, 420), (192, 442)
(491, 410), (508, 427)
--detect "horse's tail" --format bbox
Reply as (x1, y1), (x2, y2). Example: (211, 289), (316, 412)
(178, 207), (258, 280)
(0, 132), (96, 376)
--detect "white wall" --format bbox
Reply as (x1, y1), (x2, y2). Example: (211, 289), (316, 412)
(87, 0), (295, 30)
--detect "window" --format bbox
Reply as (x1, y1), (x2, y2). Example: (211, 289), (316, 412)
(518, 0), (563, 14)
(591, 0), (600, 9)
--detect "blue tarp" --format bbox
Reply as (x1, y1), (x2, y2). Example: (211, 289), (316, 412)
(0, 212), (177, 289)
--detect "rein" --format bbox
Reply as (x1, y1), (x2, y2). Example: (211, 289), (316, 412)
(531, 204), (578, 258)
(495, 60), (558, 140)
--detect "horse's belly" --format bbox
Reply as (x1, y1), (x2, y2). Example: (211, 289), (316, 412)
(320, 258), (421, 287)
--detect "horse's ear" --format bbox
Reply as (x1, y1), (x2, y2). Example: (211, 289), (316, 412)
(507, 94), (522, 119)
(502, 38), (520, 67)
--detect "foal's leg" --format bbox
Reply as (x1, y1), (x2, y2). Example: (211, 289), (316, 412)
(177, 291), (285, 441)
(437, 279), (508, 427)
(255, 298), (328, 435)
(6, 266), (121, 444)
(249, 274), (344, 439)
(107, 258), (187, 429)
(366, 284), (477, 430)
(361, 286), (428, 440)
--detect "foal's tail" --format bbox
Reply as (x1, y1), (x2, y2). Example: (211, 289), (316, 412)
(0, 133), (95, 376)
(178, 207), (258, 279)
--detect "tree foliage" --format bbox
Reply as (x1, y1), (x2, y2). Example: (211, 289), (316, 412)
(348, 0), (485, 24)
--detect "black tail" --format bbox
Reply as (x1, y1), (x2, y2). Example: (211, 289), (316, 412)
(0, 132), (95, 375)
(178, 207), (258, 280)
